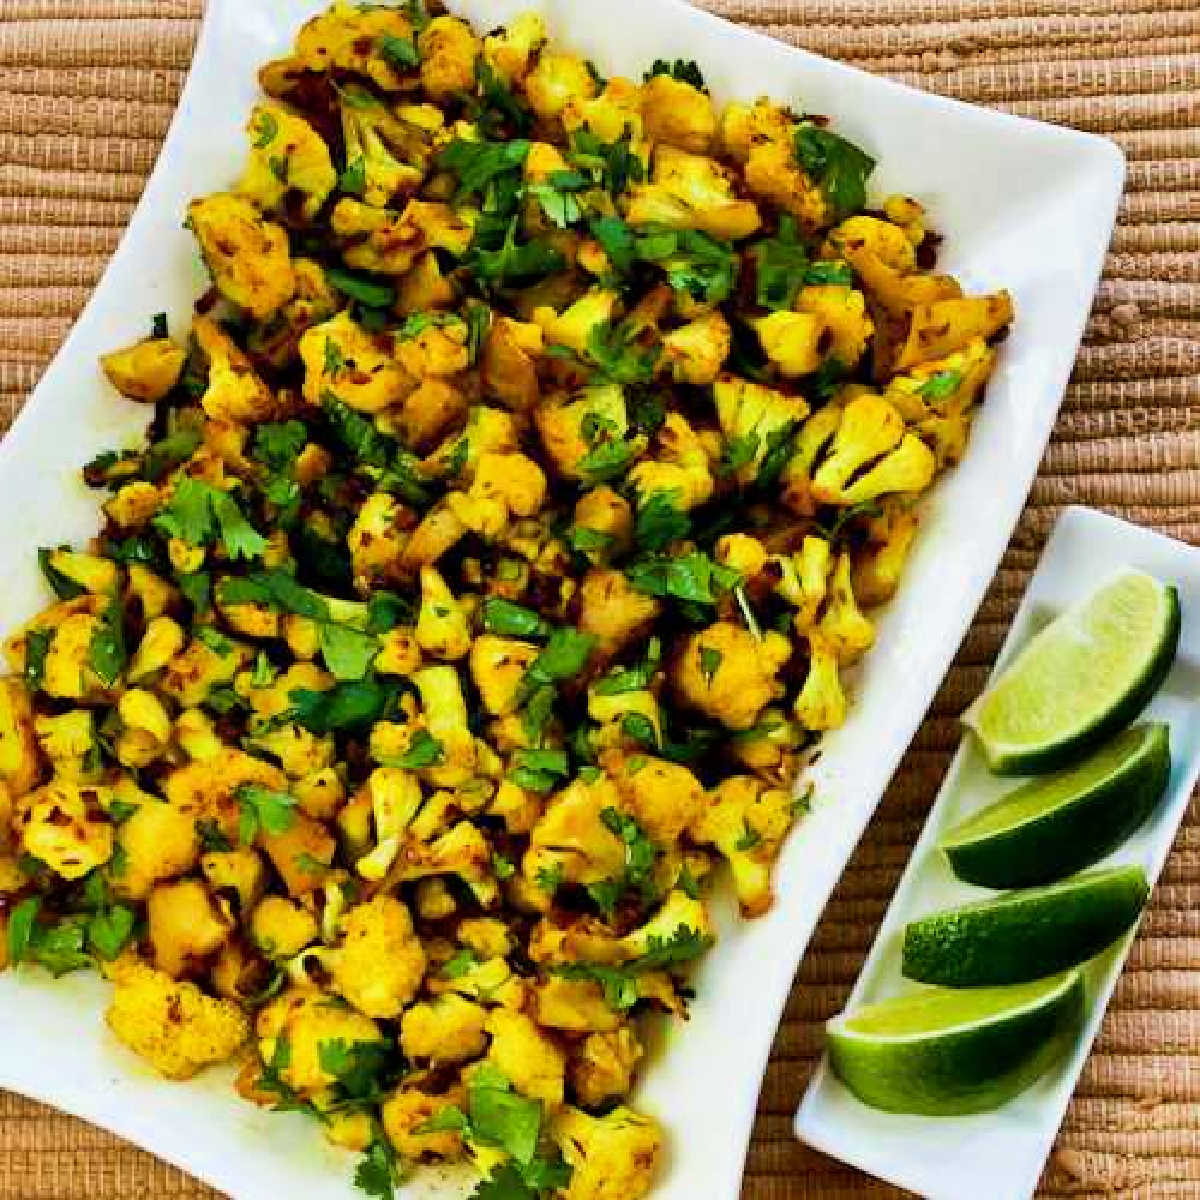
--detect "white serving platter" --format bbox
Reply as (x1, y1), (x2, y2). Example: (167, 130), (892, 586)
(0, 0), (1124, 1196)
(797, 505), (1200, 1200)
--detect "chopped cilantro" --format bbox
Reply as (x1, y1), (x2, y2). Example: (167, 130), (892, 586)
(235, 784), (297, 844)
(793, 124), (876, 223)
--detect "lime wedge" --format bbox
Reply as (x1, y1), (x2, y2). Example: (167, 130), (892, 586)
(827, 970), (1084, 1115)
(964, 570), (1180, 775)
(941, 723), (1171, 887)
(902, 865), (1148, 987)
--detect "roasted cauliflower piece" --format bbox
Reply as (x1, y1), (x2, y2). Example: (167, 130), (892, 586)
(552, 1106), (663, 1200)
(239, 102), (336, 220)
(627, 146), (761, 241)
(187, 193), (295, 320)
(107, 958), (249, 1080)
(100, 336), (186, 403)
(672, 622), (791, 731)
(331, 894), (425, 1019)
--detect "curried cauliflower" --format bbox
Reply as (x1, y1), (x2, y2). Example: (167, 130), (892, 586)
(330, 894), (426, 1019)
(552, 1106), (663, 1200)
(187, 193), (295, 320)
(627, 146), (761, 241)
(239, 102), (336, 220)
(107, 958), (249, 1080)
(100, 336), (186, 403)
(672, 622), (791, 731)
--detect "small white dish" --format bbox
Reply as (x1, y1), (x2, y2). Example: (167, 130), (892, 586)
(796, 505), (1200, 1200)
(0, 0), (1124, 1196)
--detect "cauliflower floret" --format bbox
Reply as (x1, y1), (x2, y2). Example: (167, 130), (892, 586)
(772, 534), (832, 632)
(192, 315), (278, 423)
(690, 775), (795, 916)
(347, 492), (408, 589)
(795, 284), (874, 369)
(712, 376), (809, 485)
(0, 678), (41, 798)
(469, 635), (539, 717)
(627, 146), (761, 241)
(627, 412), (713, 510)
(112, 799), (199, 902)
(261, 810), (336, 896)
(381, 1083), (468, 1162)
(524, 775), (627, 889)
(640, 74), (716, 153)
(400, 994), (487, 1065)
(107, 958), (249, 1080)
(418, 15), (479, 101)
(33, 710), (96, 782)
(412, 665), (478, 788)
(239, 102), (336, 220)
(160, 746), (286, 841)
(483, 12), (547, 84)
(779, 402), (844, 515)
(481, 317), (543, 411)
(672, 622), (791, 731)
(485, 1007), (566, 1107)
(659, 310), (730, 385)
(200, 847), (267, 914)
(19, 779), (112, 880)
(299, 310), (414, 414)
(570, 1026), (643, 1109)
(577, 568), (661, 660)
(852, 501), (919, 606)
(104, 480), (162, 530)
(340, 89), (434, 208)
(819, 551), (875, 664)
(551, 1106), (662, 1200)
(414, 565), (471, 660)
(256, 986), (383, 1093)
(718, 97), (793, 162)
(752, 310), (823, 377)
(895, 291), (1014, 371)
(39, 609), (105, 701)
(526, 51), (597, 121)
(251, 895), (318, 959)
(604, 752), (705, 845)
(811, 396), (936, 506)
(535, 977), (621, 1034)
(286, 3), (419, 91)
(127, 615), (186, 683)
(743, 136), (830, 231)
(793, 630), (847, 732)
(187, 193), (295, 320)
(331, 894), (425, 1019)
(147, 877), (231, 978)
(331, 197), (473, 275)
(534, 288), (619, 356)
(447, 451), (548, 539)
(396, 250), (455, 316)
(535, 384), (632, 481)
(100, 336), (186, 403)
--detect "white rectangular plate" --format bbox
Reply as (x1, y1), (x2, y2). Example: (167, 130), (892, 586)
(0, 1), (1124, 1196)
(796, 505), (1200, 1200)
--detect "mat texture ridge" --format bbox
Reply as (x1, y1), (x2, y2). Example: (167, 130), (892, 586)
(1, 1), (1197, 1197)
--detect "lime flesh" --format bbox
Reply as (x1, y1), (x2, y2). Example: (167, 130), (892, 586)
(964, 570), (1180, 775)
(901, 865), (1149, 987)
(941, 723), (1171, 887)
(828, 970), (1084, 1115)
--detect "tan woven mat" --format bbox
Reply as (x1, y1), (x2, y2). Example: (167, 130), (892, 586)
(1, 0), (1198, 1196)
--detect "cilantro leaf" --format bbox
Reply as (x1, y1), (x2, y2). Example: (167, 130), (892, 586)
(919, 369), (964, 400)
(520, 627), (596, 697)
(793, 125), (876, 223)
(634, 490), (689, 552)
(23, 628), (52, 691)
(481, 597), (550, 639)
(87, 903), (135, 961)
(751, 215), (810, 311)
(7, 896), (39, 965)
(289, 680), (402, 734)
(636, 227), (735, 304)
(354, 1135), (400, 1200)
(625, 551), (740, 606)
(327, 267), (396, 309)
(88, 595), (126, 687)
(235, 784), (297, 844)
(318, 623), (380, 682)
(154, 478), (267, 560)
(379, 32), (419, 71)
(438, 138), (530, 200)
(588, 214), (637, 275)
(644, 59), (706, 90)
(470, 217), (565, 288)
(508, 747), (569, 794)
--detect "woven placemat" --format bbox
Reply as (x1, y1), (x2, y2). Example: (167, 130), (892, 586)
(1, 1), (1197, 1197)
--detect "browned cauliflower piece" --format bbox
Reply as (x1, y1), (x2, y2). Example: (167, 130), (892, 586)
(107, 958), (249, 1080)
(330, 894), (426, 1019)
(552, 1106), (663, 1200)
(100, 337), (186, 403)
(672, 622), (791, 731)
(187, 193), (295, 320)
